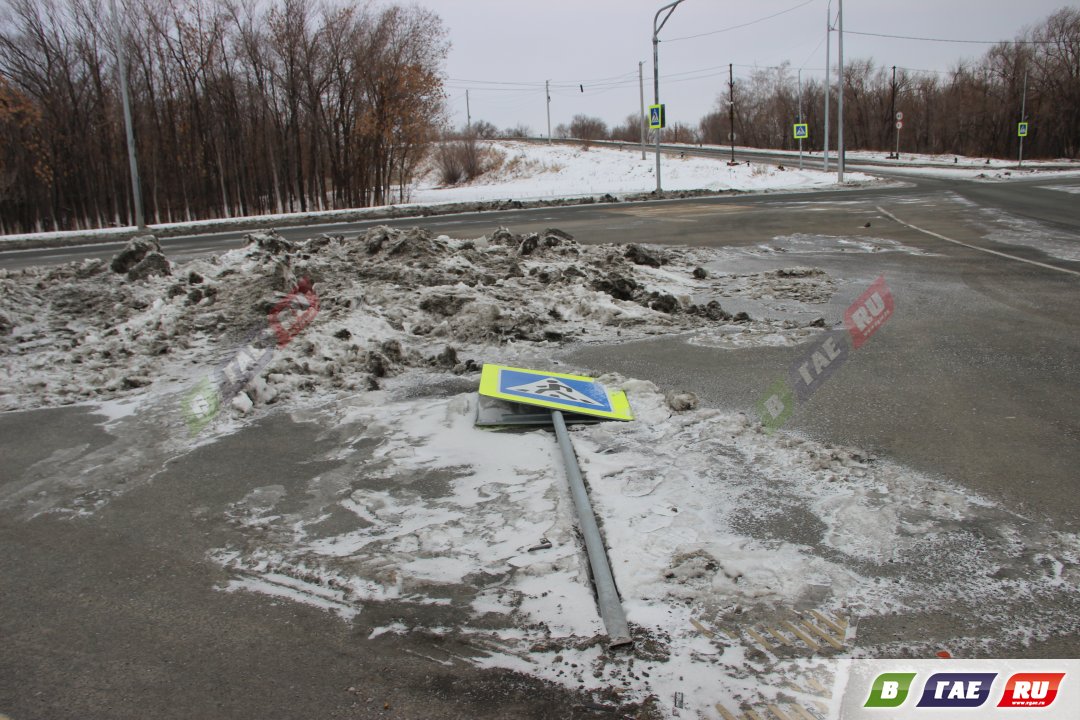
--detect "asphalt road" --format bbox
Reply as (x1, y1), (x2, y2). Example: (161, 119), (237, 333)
(3, 167), (1080, 717)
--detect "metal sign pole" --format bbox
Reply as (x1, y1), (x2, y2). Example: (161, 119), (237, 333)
(550, 409), (632, 648)
(798, 68), (803, 170)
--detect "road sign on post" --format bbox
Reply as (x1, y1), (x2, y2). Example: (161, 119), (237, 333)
(1018, 122), (1029, 137)
(793, 123), (808, 139)
(649, 103), (666, 130)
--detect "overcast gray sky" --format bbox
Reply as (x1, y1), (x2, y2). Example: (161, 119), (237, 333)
(425, 0), (1078, 134)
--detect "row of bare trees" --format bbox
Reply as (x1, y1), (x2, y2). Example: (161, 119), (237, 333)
(700, 8), (1079, 159)
(562, 9), (1078, 161)
(0, 0), (447, 234)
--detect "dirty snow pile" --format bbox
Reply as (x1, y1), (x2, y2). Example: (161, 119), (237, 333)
(412, 140), (876, 204)
(0, 226), (835, 413)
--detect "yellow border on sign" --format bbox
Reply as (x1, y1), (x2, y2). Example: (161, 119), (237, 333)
(793, 123), (808, 139)
(479, 364), (634, 421)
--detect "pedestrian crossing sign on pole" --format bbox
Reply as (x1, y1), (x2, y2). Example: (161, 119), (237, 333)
(649, 104), (666, 130)
(1018, 122), (1029, 137)
(479, 364), (634, 421)
(793, 123), (809, 139)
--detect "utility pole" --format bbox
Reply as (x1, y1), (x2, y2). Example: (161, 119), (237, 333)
(465, 89), (471, 132)
(888, 65), (897, 158)
(798, 68), (803, 169)
(837, 0), (845, 182)
(545, 80), (551, 143)
(653, 0), (686, 193)
(1019, 69), (1028, 167)
(729, 63), (735, 164)
(639, 61), (646, 160)
(824, 0), (831, 172)
(110, 0), (144, 229)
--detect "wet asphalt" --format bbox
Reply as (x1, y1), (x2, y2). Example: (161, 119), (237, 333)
(2, 172), (1080, 717)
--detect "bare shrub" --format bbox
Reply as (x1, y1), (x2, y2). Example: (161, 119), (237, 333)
(434, 136), (498, 185)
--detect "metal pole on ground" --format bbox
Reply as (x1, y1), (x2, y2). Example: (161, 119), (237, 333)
(550, 409), (632, 648)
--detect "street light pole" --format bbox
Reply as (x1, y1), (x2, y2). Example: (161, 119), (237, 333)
(824, 0), (831, 172)
(729, 63), (735, 164)
(798, 68), (803, 170)
(110, 0), (145, 229)
(888, 65), (897, 158)
(639, 61), (646, 160)
(545, 80), (551, 143)
(1019, 69), (1028, 167)
(837, 0), (845, 182)
(653, 0), (685, 193)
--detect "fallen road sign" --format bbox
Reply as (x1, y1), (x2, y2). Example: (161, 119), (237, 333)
(479, 364), (634, 421)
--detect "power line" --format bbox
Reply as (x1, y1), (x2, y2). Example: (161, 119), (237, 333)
(665, 0), (818, 42)
(846, 29), (1053, 45)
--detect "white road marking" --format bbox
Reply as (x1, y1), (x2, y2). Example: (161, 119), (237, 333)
(876, 206), (1080, 278)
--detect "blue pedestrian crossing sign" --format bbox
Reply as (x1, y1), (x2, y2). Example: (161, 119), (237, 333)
(479, 364), (634, 421)
(793, 123), (809, 139)
(1018, 122), (1029, 137)
(649, 104), (666, 130)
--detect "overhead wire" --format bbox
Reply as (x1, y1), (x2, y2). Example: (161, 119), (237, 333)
(845, 29), (1053, 45)
(664, 0), (818, 42)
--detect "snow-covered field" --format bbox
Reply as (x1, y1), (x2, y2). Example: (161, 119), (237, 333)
(411, 140), (875, 204)
(3, 226), (1079, 717)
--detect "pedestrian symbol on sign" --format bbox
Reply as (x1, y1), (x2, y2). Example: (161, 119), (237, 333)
(505, 377), (604, 406)
(793, 123), (809, 140)
(648, 103), (665, 130)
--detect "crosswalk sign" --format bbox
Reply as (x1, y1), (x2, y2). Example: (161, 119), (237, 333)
(1018, 122), (1029, 137)
(479, 364), (634, 421)
(648, 104), (666, 130)
(793, 123), (808, 139)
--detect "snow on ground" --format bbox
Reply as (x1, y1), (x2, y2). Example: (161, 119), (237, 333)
(412, 141), (875, 204)
(4, 225), (1080, 717)
(0, 140), (872, 246)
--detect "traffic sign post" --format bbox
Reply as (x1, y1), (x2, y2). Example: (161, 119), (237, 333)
(648, 103), (665, 130)
(793, 123), (808, 169)
(894, 112), (903, 159)
(478, 364), (633, 647)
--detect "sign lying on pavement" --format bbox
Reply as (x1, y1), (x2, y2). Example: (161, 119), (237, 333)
(479, 364), (634, 421)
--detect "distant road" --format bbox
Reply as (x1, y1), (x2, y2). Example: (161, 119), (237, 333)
(1, 163), (1078, 271)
